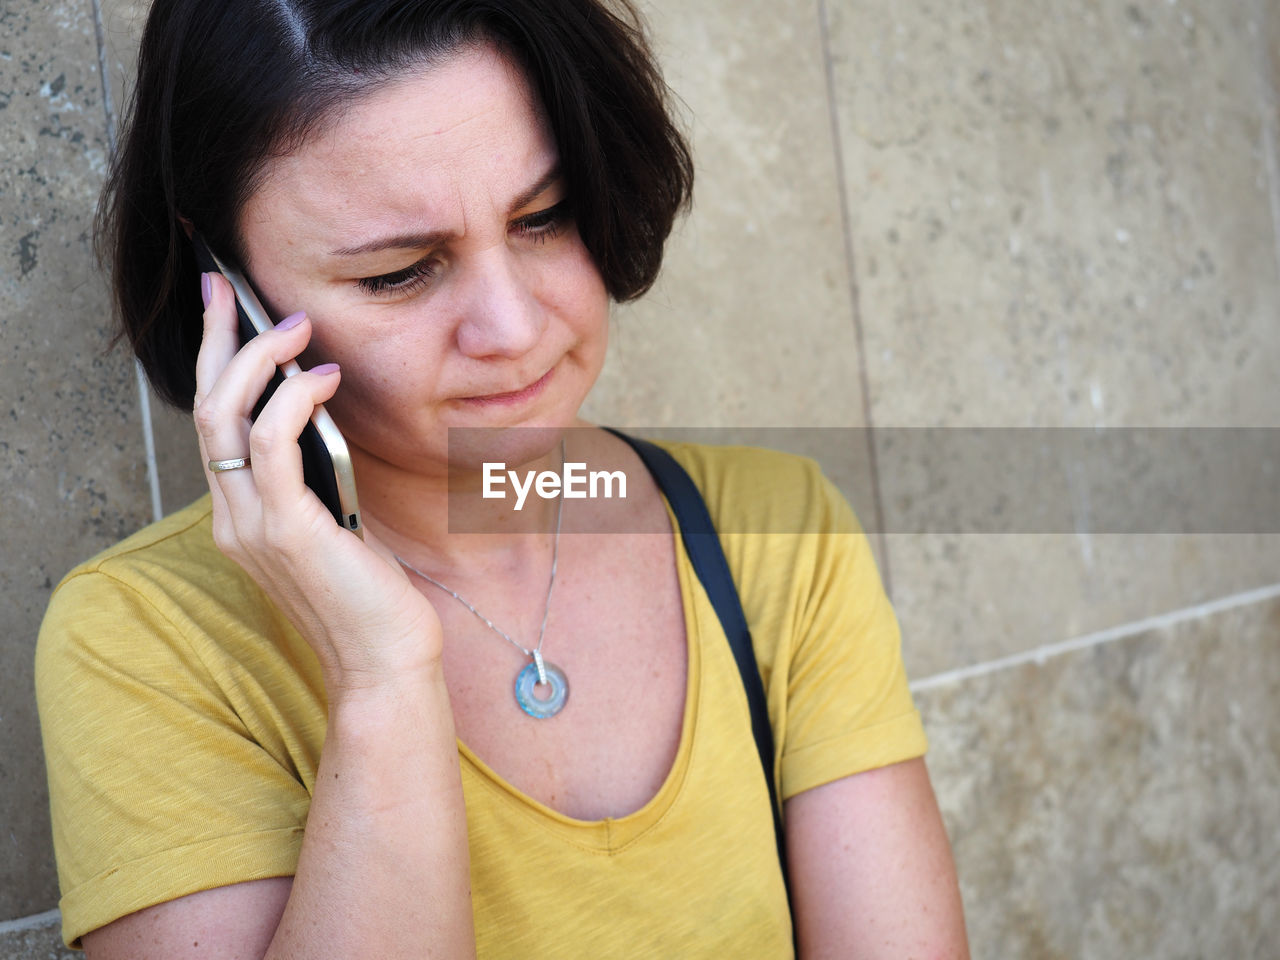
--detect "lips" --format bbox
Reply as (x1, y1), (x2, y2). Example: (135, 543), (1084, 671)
(458, 365), (555, 406)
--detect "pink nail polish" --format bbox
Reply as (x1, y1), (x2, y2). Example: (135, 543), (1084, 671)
(276, 311), (307, 331)
(311, 363), (340, 376)
(201, 272), (212, 308)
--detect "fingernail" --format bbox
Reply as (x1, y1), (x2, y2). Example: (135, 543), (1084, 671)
(276, 311), (307, 331)
(200, 272), (212, 308)
(311, 363), (340, 376)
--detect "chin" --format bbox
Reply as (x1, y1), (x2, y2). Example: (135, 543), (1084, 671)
(444, 424), (556, 471)
(441, 350), (601, 470)
(444, 399), (586, 474)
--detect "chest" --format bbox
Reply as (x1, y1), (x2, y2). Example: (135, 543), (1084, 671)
(438, 527), (689, 821)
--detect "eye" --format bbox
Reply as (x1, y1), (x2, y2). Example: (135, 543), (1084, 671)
(356, 256), (440, 297)
(511, 199), (572, 244)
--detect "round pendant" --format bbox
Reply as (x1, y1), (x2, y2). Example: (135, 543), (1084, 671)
(515, 659), (569, 719)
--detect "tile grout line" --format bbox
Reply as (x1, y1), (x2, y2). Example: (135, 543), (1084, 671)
(815, 0), (892, 596)
(89, 0), (164, 522)
(0, 907), (60, 935)
(136, 362), (164, 522)
(88, 0), (115, 149)
(909, 582), (1280, 692)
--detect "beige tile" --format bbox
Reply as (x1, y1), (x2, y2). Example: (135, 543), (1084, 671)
(871, 426), (1280, 677)
(894, 534), (1280, 680)
(827, 0), (1280, 428)
(825, 0), (1280, 671)
(0, 0), (155, 919)
(0, 914), (76, 960)
(583, 0), (865, 429)
(917, 595), (1280, 958)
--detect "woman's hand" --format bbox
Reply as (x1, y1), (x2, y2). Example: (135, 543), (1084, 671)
(148, 271), (479, 960)
(193, 271), (442, 692)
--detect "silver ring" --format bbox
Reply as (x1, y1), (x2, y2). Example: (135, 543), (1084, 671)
(208, 457), (252, 473)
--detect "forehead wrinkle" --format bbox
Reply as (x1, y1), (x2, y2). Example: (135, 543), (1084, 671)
(414, 108), (487, 143)
(240, 44), (558, 264)
(248, 45), (538, 187)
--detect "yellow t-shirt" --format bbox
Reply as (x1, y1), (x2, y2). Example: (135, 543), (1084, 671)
(36, 442), (926, 954)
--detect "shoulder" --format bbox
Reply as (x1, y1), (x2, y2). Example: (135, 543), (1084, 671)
(46, 494), (215, 599)
(618, 435), (925, 799)
(648, 439), (857, 537)
(51, 493), (218, 585)
(643, 436), (882, 666)
(41, 495), (210, 645)
(37, 494), (280, 691)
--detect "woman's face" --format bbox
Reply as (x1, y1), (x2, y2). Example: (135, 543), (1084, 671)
(237, 44), (609, 475)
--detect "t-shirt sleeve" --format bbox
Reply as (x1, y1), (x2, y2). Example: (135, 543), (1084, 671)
(704, 450), (927, 802)
(35, 568), (308, 948)
(772, 468), (927, 799)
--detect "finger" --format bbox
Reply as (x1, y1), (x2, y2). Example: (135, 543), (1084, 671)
(192, 272), (244, 524)
(191, 273), (313, 534)
(195, 310), (313, 473)
(193, 271), (259, 498)
(193, 272), (240, 407)
(248, 363), (343, 526)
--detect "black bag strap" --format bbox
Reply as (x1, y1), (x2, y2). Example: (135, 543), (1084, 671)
(605, 429), (791, 903)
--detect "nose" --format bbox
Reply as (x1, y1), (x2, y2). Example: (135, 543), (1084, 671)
(454, 248), (546, 360)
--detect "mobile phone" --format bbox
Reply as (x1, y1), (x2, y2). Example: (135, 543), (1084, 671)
(192, 233), (363, 538)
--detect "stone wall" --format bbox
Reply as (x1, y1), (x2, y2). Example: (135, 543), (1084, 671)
(3, 0), (1277, 955)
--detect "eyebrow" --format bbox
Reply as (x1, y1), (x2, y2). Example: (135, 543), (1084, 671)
(329, 163), (563, 258)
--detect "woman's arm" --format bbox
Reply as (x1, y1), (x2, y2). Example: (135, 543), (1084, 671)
(84, 664), (473, 960)
(82, 878), (293, 958)
(785, 757), (969, 960)
(82, 273), (475, 958)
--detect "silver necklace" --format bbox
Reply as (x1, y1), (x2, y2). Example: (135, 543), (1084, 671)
(394, 447), (567, 719)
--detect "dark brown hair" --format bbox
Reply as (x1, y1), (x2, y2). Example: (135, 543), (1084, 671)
(98, 0), (693, 408)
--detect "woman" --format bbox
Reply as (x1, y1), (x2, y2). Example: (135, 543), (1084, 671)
(37, 0), (968, 956)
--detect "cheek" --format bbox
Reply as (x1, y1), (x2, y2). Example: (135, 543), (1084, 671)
(540, 241), (610, 335)
(304, 305), (449, 420)
(304, 296), (445, 369)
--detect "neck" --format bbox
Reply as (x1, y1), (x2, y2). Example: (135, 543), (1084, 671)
(353, 428), (578, 577)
